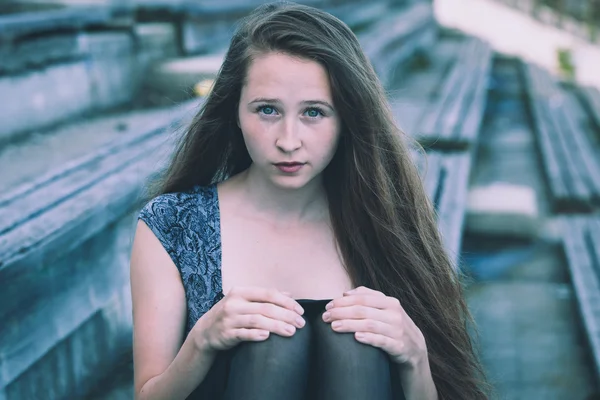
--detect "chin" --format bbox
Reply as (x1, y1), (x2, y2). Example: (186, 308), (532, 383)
(270, 173), (315, 190)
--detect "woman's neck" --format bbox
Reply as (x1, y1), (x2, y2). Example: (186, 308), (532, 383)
(230, 166), (329, 225)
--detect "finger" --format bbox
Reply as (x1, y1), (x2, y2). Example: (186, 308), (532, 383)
(354, 332), (395, 350)
(344, 286), (386, 297)
(235, 313), (298, 337)
(240, 301), (306, 328)
(230, 286), (304, 315)
(326, 294), (394, 311)
(330, 318), (397, 337)
(229, 328), (271, 342)
(322, 305), (395, 325)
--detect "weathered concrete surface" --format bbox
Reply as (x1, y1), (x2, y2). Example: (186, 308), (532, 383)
(83, 32), (137, 111)
(560, 216), (600, 382)
(1, 211), (137, 400)
(521, 62), (600, 212)
(462, 57), (598, 398)
(415, 37), (493, 150)
(0, 32), (80, 74)
(134, 23), (179, 79)
(388, 34), (461, 138)
(465, 183), (540, 239)
(0, 101), (199, 194)
(468, 279), (595, 399)
(0, 99), (200, 400)
(468, 58), (551, 215)
(0, 61), (94, 144)
(0, 31), (137, 145)
(325, 1), (388, 31)
(411, 151), (472, 268)
(358, 1), (437, 89)
(88, 356), (134, 400)
(181, 17), (235, 55)
(0, 4), (131, 40)
(179, 0), (394, 56)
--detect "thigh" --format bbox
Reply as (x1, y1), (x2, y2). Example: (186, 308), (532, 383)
(310, 303), (394, 400)
(223, 319), (313, 400)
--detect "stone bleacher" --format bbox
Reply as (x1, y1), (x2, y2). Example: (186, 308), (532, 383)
(521, 60), (600, 383)
(133, 0), (380, 56)
(0, 3), (137, 145)
(412, 151), (473, 269)
(0, 98), (199, 398)
(135, 0), (273, 55)
(414, 38), (493, 150)
(579, 86), (600, 135)
(522, 63), (600, 212)
(560, 216), (600, 380)
(384, 31), (494, 270)
(357, 1), (437, 88)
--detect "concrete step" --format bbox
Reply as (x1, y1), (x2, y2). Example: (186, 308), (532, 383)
(357, 1), (438, 88)
(325, 1), (388, 31)
(0, 5), (138, 145)
(466, 183), (540, 239)
(388, 34), (464, 138)
(0, 101), (195, 194)
(135, 22), (179, 76)
(0, 98), (201, 400)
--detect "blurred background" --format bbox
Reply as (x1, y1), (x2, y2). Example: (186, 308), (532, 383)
(0, 0), (599, 398)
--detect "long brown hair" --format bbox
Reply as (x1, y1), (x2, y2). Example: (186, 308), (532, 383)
(152, 2), (489, 398)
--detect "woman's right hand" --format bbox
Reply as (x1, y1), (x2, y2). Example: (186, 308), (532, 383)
(191, 286), (306, 353)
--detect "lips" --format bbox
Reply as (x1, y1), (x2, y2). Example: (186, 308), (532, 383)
(274, 162), (305, 173)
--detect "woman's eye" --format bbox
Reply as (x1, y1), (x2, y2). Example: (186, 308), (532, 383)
(258, 106), (276, 115)
(305, 108), (324, 118)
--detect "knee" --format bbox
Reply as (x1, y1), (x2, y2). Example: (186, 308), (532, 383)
(232, 324), (312, 366)
(312, 316), (390, 367)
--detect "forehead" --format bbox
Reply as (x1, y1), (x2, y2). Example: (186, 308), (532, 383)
(243, 52), (332, 99)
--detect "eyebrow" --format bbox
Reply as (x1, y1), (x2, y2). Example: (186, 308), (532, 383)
(249, 98), (334, 110)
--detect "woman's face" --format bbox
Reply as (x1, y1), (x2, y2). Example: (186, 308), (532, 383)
(238, 52), (340, 190)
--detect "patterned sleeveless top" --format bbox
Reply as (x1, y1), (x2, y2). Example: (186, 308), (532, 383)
(138, 184), (225, 337)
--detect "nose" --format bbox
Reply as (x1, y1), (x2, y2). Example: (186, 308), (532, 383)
(275, 118), (302, 153)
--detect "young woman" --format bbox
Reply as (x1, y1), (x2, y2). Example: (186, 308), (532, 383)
(129, 2), (489, 399)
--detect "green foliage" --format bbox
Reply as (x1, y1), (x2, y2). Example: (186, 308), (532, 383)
(556, 47), (576, 82)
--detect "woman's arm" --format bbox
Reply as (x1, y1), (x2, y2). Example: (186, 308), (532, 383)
(136, 332), (217, 400)
(398, 357), (438, 400)
(130, 221), (217, 400)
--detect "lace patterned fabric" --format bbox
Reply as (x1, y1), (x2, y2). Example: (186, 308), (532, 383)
(138, 184), (225, 337)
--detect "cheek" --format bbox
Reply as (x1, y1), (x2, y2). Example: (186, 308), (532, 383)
(314, 121), (340, 160)
(239, 116), (264, 152)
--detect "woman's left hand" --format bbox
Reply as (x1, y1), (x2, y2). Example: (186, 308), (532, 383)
(322, 286), (428, 368)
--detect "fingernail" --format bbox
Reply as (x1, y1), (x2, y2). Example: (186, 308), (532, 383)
(322, 312), (331, 321)
(332, 321), (342, 329)
(295, 305), (304, 315)
(296, 316), (305, 327)
(325, 302), (333, 310)
(282, 291), (293, 297)
(286, 325), (296, 334)
(345, 289), (356, 295)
